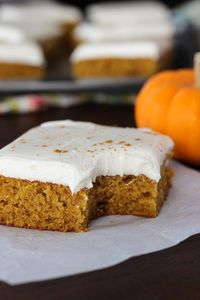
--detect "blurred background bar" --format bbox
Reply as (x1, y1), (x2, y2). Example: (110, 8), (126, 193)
(0, 0), (199, 112)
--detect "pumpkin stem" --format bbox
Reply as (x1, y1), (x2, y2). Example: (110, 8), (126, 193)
(194, 52), (200, 88)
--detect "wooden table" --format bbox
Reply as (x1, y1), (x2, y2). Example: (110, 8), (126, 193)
(0, 103), (200, 300)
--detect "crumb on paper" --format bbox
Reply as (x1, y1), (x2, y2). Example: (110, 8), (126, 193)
(19, 139), (27, 144)
(54, 149), (68, 154)
(104, 140), (113, 144)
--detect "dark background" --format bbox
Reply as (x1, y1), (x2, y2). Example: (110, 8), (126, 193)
(0, 0), (191, 9)
(60, 0), (189, 8)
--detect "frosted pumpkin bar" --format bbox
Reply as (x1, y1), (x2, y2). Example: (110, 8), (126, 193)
(0, 42), (45, 80)
(70, 41), (171, 78)
(0, 120), (174, 232)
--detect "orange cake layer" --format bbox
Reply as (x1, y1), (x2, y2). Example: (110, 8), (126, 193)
(72, 58), (159, 78)
(0, 63), (44, 80)
(0, 164), (172, 232)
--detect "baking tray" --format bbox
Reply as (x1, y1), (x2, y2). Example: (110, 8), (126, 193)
(0, 77), (146, 96)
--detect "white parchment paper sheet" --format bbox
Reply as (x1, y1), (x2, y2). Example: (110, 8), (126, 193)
(0, 161), (199, 285)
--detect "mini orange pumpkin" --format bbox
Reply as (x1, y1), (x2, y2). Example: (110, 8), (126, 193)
(135, 62), (200, 164)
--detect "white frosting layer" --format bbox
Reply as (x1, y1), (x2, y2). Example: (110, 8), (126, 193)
(0, 24), (25, 44)
(5, 22), (65, 41)
(0, 42), (45, 66)
(70, 42), (162, 62)
(0, 120), (174, 193)
(73, 22), (175, 43)
(87, 1), (171, 25)
(0, 2), (82, 24)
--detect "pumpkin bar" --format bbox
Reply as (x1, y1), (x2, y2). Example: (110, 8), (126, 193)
(0, 42), (45, 80)
(0, 1), (82, 60)
(0, 120), (174, 232)
(70, 41), (170, 78)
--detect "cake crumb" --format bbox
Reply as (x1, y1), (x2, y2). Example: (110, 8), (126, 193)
(54, 149), (68, 154)
(104, 139), (113, 144)
(19, 139), (27, 144)
(118, 141), (126, 145)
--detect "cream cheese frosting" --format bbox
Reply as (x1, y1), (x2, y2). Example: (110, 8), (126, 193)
(0, 2), (82, 24)
(70, 41), (163, 62)
(0, 24), (25, 44)
(7, 22), (65, 41)
(0, 120), (174, 193)
(0, 42), (45, 66)
(73, 22), (175, 43)
(87, 1), (171, 25)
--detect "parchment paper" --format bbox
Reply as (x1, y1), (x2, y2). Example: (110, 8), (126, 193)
(0, 161), (200, 285)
